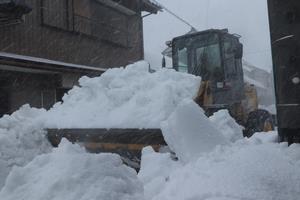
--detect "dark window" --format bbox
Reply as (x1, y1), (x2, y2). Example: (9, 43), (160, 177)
(56, 88), (70, 102)
(0, 86), (9, 117)
(41, 90), (56, 110)
(73, 0), (92, 35)
(41, 0), (129, 46)
(73, 0), (129, 46)
(41, 0), (70, 30)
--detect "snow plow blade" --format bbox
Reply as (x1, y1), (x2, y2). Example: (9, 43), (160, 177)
(47, 128), (166, 169)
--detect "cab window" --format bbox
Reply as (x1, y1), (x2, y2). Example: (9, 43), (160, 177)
(194, 43), (222, 80)
(177, 47), (188, 73)
(223, 36), (237, 76)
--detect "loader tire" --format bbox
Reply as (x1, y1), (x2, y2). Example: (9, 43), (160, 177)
(244, 109), (274, 138)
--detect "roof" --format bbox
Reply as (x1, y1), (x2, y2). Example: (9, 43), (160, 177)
(95, 0), (161, 15)
(172, 29), (234, 42)
(0, 52), (106, 75)
(142, 0), (162, 14)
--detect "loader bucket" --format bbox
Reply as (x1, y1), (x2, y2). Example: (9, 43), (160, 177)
(47, 128), (166, 169)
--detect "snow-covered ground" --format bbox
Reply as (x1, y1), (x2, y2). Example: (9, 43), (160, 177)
(0, 61), (299, 200)
(139, 131), (300, 200)
(0, 139), (143, 200)
(0, 106), (51, 188)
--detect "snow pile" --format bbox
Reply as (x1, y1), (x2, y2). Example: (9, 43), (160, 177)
(1, 60), (295, 200)
(0, 105), (51, 188)
(0, 61), (200, 191)
(161, 100), (228, 163)
(209, 109), (244, 142)
(45, 61), (200, 128)
(138, 147), (180, 200)
(0, 139), (144, 200)
(141, 134), (300, 200)
(139, 100), (242, 199)
(140, 100), (300, 200)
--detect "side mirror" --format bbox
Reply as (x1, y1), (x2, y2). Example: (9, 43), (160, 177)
(165, 41), (172, 47)
(235, 43), (243, 59)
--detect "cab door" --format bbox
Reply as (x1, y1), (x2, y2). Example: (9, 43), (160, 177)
(222, 36), (237, 80)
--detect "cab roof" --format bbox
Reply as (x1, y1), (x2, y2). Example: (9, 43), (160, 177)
(172, 29), (241, 42)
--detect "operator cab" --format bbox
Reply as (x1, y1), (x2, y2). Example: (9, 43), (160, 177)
(172, 29), (244, 106)
(172, 29), (243, 80)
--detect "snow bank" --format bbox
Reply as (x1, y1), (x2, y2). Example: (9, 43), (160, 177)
(209, 109), (244, 142)
(140, 132), (300, 200)
(0, 61), (200, 189)
(138, 147), (180, 200)
(0, 59), (298, 200)
(138, 101), (300, 200)
(45, 61), (200, 129)
(0, 139), (144, 200)
(0, 105), (51, 188)
(141, 103), (300, 200)
(161, 100), (228, 163)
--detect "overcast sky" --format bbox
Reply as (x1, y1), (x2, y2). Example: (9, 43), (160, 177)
(143, 0), (272, 71)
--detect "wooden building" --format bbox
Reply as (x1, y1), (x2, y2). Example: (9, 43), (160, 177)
(0, 0), (160, 116)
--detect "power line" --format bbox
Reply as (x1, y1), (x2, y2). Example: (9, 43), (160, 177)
(152, 0), (271, 58)
(205, 0), (210, 29)
(151, 0), (198, 31)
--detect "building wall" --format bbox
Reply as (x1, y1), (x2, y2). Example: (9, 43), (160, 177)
(0, 0), (150, 116)
(0, 70), (60, 115)
(0, 0), (144, 68)
(243, 63), (275, 105)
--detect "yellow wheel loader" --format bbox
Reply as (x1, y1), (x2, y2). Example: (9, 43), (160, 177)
(168, 29), (274, 137)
